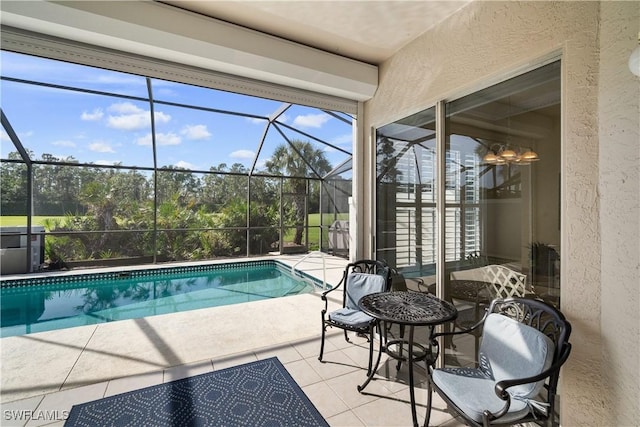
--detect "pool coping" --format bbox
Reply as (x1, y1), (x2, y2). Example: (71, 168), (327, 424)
(0, 257), (328, 290)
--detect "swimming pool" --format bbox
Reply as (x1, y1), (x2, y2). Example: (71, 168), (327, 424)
(0, 260), (319, 338)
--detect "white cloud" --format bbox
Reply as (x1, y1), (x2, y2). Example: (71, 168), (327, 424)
(136, 132), (181, 146)
(181, 124), (211, 140)
(331, 133), (353, 147)
(3, 130), (35, 141)
(95, 159), (121, 166)
(93, 74), (143, 86)
(276, 114), (289, 124)
(108, 102), (143, 114)
(230, 149), (255, 159)
(89, 142), (115, 153)
(81, 108), (104, 121)
(324, 133), (353, 152)
(246, 117), (267, 125)
(293, 113), (330, 128)
(52, 140), (77, 148)
(106, 102), (170, 130)
(175, 160), (196, 169)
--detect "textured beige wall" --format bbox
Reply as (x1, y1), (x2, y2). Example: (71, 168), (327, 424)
(598, 2), (640, 425)
(364, 1), (639, 424)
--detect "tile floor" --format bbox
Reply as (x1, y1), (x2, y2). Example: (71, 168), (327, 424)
(0, 255), (465, 426)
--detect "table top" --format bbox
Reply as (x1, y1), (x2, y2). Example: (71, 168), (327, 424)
(359, 291), (458, 326)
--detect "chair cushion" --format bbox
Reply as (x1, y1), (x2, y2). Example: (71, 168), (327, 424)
(432, 368), (530, 423)
(479, 313), (555, 398)
(345, 272), (387, 310)
(328, 308), (375, 329)
(432, 313), (555, 423)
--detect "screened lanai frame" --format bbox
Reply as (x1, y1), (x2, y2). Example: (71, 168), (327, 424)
(0, 49), (354, 271)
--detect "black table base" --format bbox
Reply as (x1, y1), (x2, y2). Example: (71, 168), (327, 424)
(357, 292), (457, 427)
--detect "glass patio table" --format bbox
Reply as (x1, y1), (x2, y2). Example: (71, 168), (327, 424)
(357, 291), (457, 427)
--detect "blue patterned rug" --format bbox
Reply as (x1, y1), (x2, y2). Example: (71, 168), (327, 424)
(65, 357), (328, 427)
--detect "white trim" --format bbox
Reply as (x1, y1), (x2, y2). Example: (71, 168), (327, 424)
(0, 0), (377, 110)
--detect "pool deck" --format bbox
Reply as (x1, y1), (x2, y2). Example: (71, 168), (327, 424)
(0, 255), (462, 426)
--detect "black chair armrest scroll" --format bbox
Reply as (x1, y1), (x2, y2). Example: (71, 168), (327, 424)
(431, 308), (489, 341)
(485, 343), (572, 423)
(320, 276), (345, 313)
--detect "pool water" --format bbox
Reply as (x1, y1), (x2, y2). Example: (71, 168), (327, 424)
(0, 261), (316, 338)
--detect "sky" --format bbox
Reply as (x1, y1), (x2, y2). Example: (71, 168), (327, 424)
(0, 50), (353, 176)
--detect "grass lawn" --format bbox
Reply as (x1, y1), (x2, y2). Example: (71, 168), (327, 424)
(1, 213), (349, 249)
(283, 213), (348, 249)
(0, 216), (55, 227)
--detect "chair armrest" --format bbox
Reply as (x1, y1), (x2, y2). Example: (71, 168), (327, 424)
(495, 343), (572, 398)
(484, 343), (572, 422)
(431, 309), (489, 340)
(320, 277), (344, 312)
(321, 282), (341, 300)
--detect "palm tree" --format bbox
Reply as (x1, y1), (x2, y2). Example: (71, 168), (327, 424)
(265, 140), (331, 245)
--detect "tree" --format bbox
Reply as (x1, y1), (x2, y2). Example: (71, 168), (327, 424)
(0, 152), (28, 215)
(265, 140), (331, 245)
(202, 163), (249, 212)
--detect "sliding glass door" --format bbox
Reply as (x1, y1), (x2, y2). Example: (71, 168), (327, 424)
(376, 107), (437, 284)
(375, 61), (561, 367)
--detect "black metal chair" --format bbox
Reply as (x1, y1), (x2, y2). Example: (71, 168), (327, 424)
(319, 259), (392, 374)
(426, 297), (572, 427)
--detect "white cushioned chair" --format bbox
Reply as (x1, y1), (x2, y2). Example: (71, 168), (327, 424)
(319, 260), (391, 375)
(426, 297), (571, 427)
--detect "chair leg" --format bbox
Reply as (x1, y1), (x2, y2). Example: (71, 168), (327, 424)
(319, 320), (326, 362)
(424, 376), (433, 427)
(396, 324), (405, 371)
(367, 324), (375, 376)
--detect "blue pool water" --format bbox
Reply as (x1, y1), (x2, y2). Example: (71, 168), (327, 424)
(0, 261), (317, 338)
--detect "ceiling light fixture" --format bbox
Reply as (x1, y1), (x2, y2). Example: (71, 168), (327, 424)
(483, 145), (540, 165)
(483, 94), (539, 166)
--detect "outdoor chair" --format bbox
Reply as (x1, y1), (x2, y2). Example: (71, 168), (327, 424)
(319, 259), (392, 374)
(426, 297), (572, 427)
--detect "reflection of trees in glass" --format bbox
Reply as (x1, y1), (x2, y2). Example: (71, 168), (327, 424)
(376, 136), (402, 183)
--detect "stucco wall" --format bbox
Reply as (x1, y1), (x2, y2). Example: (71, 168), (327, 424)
(598, 2), (640, 425)
(365, 1), (639, 424)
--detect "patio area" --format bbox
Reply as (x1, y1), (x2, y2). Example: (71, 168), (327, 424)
(0, 255), (465, 426)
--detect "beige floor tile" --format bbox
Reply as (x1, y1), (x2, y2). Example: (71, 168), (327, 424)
(351, 394), (416, 427)
(25, 382), (107, 427)
(326, 409), (366, 426)
(212, 351), (258, 370)
(307, 349), (363, 380)
(339, 339), (380, 371)
(254, 342), (303, 363)
(295, 333), (335, 359)
(282, 359), (324, 387)
(104, 369), (164, 397)
(163, 359), (214, 382)
(324, 370), (385, 409)
(303, 381), (350, 420)
(436, 416), (467, 427)
(1, 326), (97, 402)
(1, 395), (44, 427)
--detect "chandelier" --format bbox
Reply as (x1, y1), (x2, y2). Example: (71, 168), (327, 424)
(483, 145), (540, 165)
